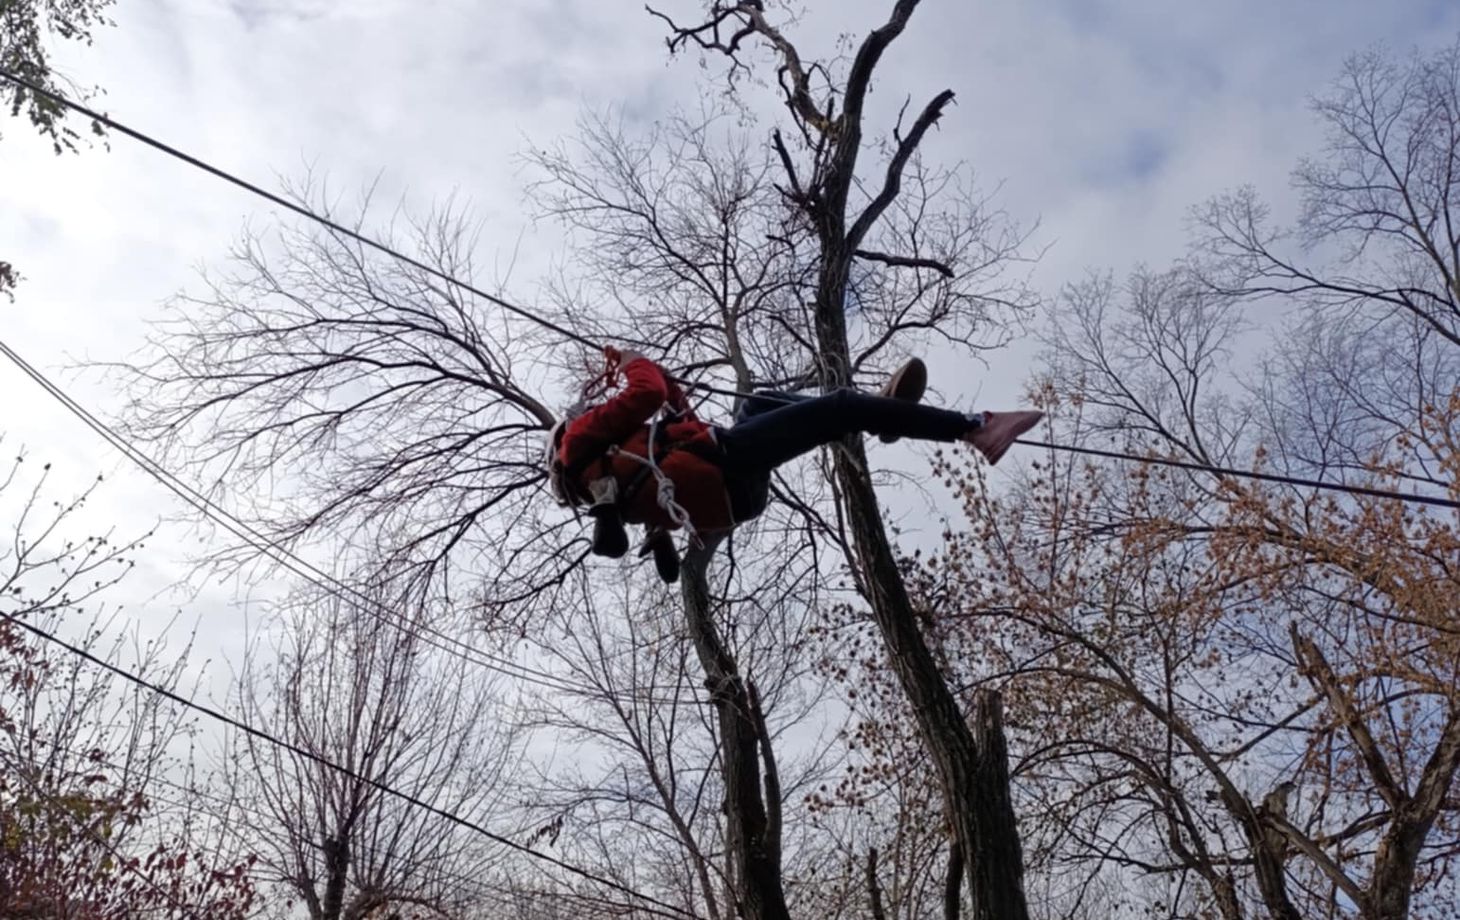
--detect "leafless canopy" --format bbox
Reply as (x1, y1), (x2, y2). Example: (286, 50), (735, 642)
(226, 582), (522, 918)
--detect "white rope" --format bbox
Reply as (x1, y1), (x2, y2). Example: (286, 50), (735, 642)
(609, 409), (701, 545)
(545, 366), (622, 506)
(548, 365), (702, 542)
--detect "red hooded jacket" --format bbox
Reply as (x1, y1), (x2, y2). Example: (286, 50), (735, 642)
(558, 357), (735, 532)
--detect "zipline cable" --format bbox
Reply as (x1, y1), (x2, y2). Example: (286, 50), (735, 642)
(3, 70), (1453, 515)
(0, 607), (703, 920)
(0, 337), (706, 707)
(0, 68), (598, 351)
(1012, 437), (1459, 511)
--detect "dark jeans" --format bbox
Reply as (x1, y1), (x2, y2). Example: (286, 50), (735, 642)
(713, 389), (979, 522)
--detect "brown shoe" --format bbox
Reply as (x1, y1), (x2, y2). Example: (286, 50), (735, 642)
(963, 410), (1043, 465)
(878, 358), (928, 443)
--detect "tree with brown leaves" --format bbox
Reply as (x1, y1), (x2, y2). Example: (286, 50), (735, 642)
(883, 39), (1460, 920)
(0, 449), (259, 918)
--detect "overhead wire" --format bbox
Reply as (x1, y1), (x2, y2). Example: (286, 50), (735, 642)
(0, 68), (597, 352)
(1012, 436), (1459, 511)
(0, 337), (575, 694)
(2, 68), (1454, 515)
(1, 66), (727, 709)
(0, 606), (703, 920)
(0, 338), (709, 707)
(9, 739), (580, 920)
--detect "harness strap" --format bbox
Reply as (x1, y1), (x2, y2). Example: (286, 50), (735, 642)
(611, 411), (704, 545)
(612, 444), (699, 545)
(618, 416), (681, 506)
(555, 399), (722, 540)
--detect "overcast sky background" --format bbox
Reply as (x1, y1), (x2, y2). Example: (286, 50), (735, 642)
(3, 0), (1459, 700)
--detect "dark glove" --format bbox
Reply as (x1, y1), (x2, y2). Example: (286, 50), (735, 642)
(589, 505), (629, 558)
(586, 477), (628, 559)
(638, 528), (680, 584)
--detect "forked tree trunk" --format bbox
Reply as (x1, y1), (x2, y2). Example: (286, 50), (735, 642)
(817, 270), (1030, 920)
(651, 4), (1034, 915)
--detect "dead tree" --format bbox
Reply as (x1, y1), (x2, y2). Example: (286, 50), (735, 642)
(651, 4), (1034, 917)
(523, 71), (1029, 912)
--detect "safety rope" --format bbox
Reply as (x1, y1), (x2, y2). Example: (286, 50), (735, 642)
(608, 409), (702, 546)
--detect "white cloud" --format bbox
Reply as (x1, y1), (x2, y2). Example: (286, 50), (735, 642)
(2, 0), (1456, 684)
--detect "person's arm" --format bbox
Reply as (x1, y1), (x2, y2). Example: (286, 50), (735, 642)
(613, 347), (691, 417)
(663, 374), (693, 418)
(566, 351), (671, 448)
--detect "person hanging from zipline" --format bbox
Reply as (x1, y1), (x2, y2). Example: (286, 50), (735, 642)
(545, 346), (1042, 583)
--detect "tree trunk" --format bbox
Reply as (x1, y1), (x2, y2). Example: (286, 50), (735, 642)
(320, 835), (349, 920)
(653, 5), (1033, 914)
(1367, 711), (1460, 920)
(815, 277), (1030, 920)
(681, 540), (790, 920)
(1250, 828), (1300, 920)
(1368, 818), (1428, 920)
(966, 692), (1029, 920)
(944, 834), (964, 920)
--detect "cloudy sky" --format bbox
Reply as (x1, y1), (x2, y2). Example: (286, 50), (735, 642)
(2, 0), (1458, 691)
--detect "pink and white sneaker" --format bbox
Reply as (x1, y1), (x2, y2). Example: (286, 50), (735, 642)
(963, 410), (1043, 465)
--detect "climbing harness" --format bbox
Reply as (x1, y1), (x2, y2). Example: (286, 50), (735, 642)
(608, 410), (702, 546)
(545, 353), (702, 547)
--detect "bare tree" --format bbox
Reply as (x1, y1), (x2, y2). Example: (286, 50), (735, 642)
(223, 581), (522, 919)
(119, 7), (1032, 919)
(649, 4), (1037, 917)
(526, 106), (813, 388)
(522, 69), (1031, 915)
(1197, 40), (1460, 351)
(517, 563), (848, 920)
(117, 181), (567, 623)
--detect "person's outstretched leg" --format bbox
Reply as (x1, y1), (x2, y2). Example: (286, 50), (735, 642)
(717, 388), (1041, 471)
(735, 359), (926, 427)
(734, 389), (810, 423)
(714, 360), (963, 524)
